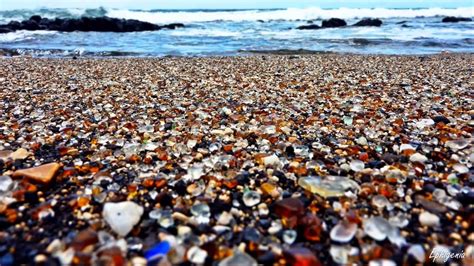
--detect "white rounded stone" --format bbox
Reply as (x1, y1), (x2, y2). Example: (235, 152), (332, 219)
(419, 211), (440, 227)
(102, 201), (144, 237)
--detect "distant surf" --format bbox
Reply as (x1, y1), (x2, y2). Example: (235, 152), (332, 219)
(0, 7), (472, 23)
(0, 7), (473, 56)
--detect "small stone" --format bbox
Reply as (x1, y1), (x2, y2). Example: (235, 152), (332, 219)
(298, 176), (360, 198)
(407, 244), (425, 263)
(261, 182), (279, 198)
(388, 212), (409, 228)
(363, 216), (392, 241)
(32, 122), (45, 131)
(242, 190), (261, 207)
(191, 202), (211, 224)
(34, 254), (48, 264)
(330, 220), (357, 242)
(262, 154), (281, 167)
(329, 245), (351, 264)
(187, 139), (197, 149)
(282, 230), (297, 244)
(452, 163), (469, 174)
(12, 162), (61, 184)
(356, 136), (368, 146)
(399, 144), (416, 153)
(350, 160), (365, 172)
(409, 153), (428, 163)
(70, 228), (99, 251)
(274, 198), (304, 219)
(418, 211), (440, 227)
(445, 139), (469, 151)
(0, 176), (13, 192)
(188, 165), (204, 180)
(217, 211), (233, 225)
(102, 201), (144, 236)
(258, 203), (269, 216)
(415, 119), (434, 128)
(368, 259), (396, 266)
(372, 195), (390, 209)
(284, 248), (322, 266)
(429, 245), (451, 264)
(343, 116), (353, 125)
(218, 250), (257, 266)
(150, 209), (174, 228)
(144, 241), (171, 262)
(0, 150), (13, 161)
(131, 257), (147, 265)
(187, 246), (207, 264)
(10, 148), (31, 160)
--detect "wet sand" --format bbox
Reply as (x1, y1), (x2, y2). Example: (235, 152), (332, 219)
(0, 54), (473, 265)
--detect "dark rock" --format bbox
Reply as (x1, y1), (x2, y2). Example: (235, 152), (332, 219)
(160, 23), (185, 30)
(29, 15), (42, 23)
(433, 115), (450, 124)
(20, 19), (39, 30)
(321, 18), (347, 28)
(296, 24), (321, 30)
(0, 16), (184, 33)
(442, 16), (472, 23)
(0, 27), (12, 34)
(353, 18), (382, 27)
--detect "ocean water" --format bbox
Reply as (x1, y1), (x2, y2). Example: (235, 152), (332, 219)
(0, 7), (473, 56)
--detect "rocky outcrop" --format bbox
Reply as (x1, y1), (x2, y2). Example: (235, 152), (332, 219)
(353, 18), (382, 27)
(296, 18), (347, 30)
(442, 16), (472, 23)
(0, 15), (184, 33)
(321, 18), (347, 28)
(296, 24), (321, 30)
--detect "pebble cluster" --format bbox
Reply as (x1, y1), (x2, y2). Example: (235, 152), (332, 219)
(0, 54), (472, 265)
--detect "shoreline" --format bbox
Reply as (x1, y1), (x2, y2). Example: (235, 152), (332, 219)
(0, 54), (472, 265)
(1, 47), (474, 58)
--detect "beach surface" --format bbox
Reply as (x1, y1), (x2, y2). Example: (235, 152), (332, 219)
(0, 54), (473, 265)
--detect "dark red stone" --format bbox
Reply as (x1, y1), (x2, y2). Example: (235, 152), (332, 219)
(284, 247), (322, 266)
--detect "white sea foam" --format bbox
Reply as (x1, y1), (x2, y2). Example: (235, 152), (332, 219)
(0, 30), (57, 42)
(106, 7), (473, 24)
(169, 28), (241, 37)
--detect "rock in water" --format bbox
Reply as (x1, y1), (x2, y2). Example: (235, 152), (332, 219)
(0, 15), (185, 33)
(12, 162), (60, 184)
(321, 18), (347, 28)
(102, 201), (144, 236)
(296, 24), (321, 30)
(442, 16), (472, 23)
(353, 18), (383, 27)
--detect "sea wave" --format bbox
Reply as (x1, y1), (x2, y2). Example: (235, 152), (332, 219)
(107, 7), (474, 23)
(0, 7), (107, 23)
(0, 7), (472, 24)
(169, 28), (241, 37)
(0, 30), (57, 42)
